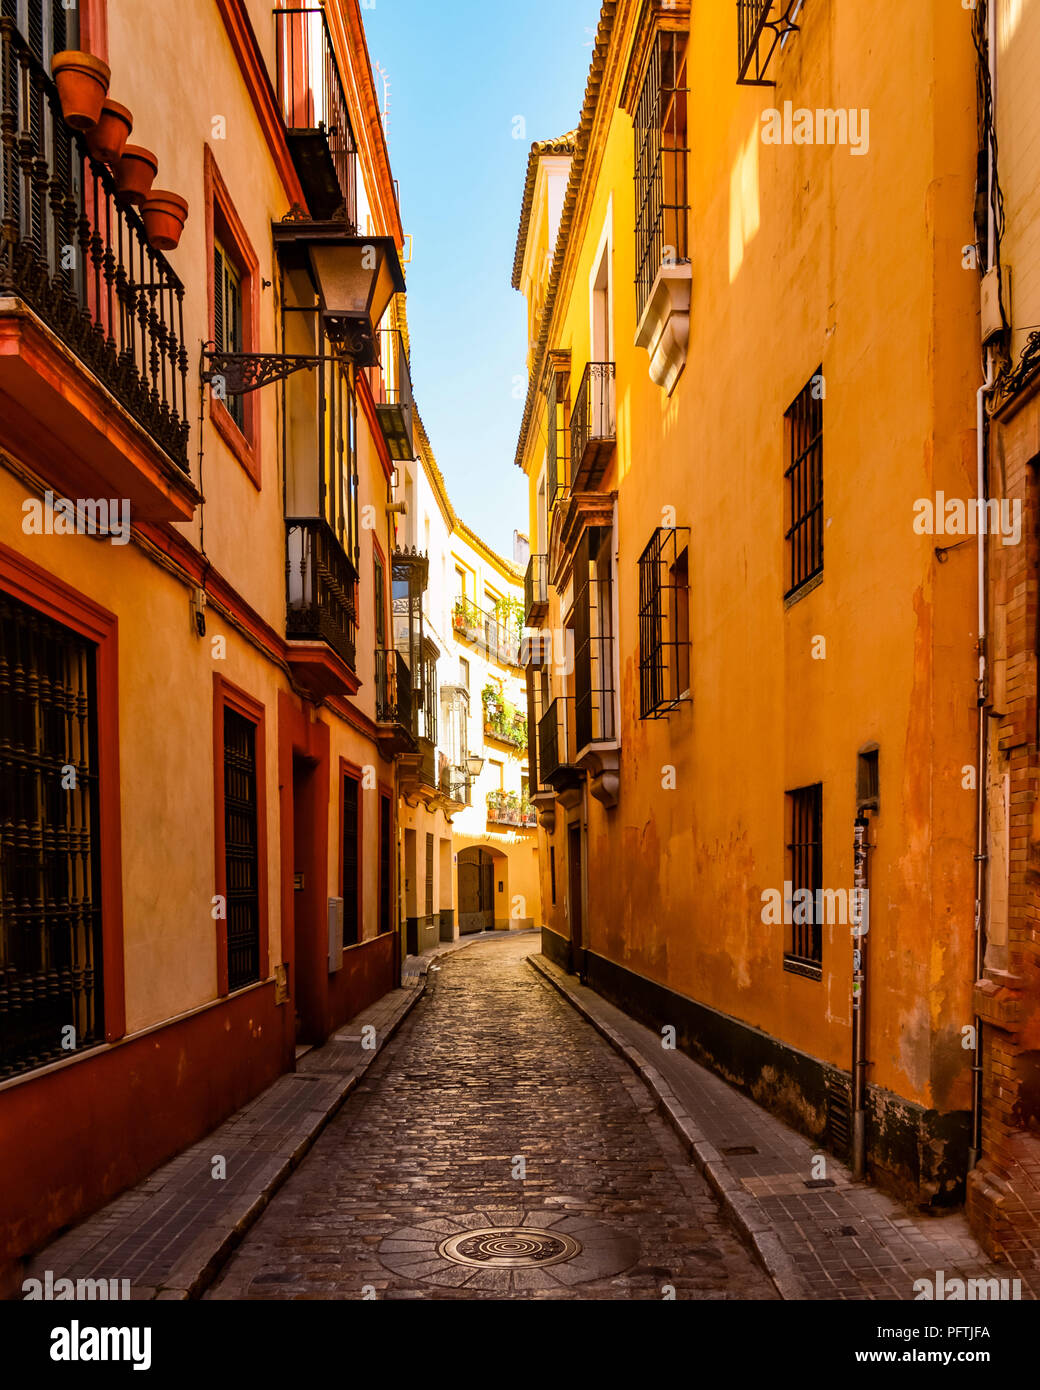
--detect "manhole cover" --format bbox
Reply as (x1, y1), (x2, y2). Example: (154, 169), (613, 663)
(438, 1227), (582, 1269)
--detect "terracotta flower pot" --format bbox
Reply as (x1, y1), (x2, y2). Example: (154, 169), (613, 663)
(50, 50), (111, 131)
(86, 98), (133, 163)
(141, 191), (188, 251)
(113, 145), (158, 207)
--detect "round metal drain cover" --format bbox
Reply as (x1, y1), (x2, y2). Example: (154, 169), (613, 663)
(438, 1227), (581, 1269)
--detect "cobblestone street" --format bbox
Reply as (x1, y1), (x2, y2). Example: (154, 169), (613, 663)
(206, 934), (776, 1300)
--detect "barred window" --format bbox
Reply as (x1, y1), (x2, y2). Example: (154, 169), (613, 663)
(638, 526), (691, 718)
(425, 832), (434, 918)
(634, 30), (690, 320)
(214, 239), (244, 430)
(574, 526), (616, 751)
(0, 591), (102, 1079)
(1, 0), (77, 64)
(785, 783), (822, 974)
(784, 370), (824, 596)
(378, 792), (391, 934)
(545, 360), (570, 510)
(223, 707), (261, 991)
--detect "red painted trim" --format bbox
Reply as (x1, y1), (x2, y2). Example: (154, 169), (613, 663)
(205, 145), (263, 490)
(372, 533), (389, 650)
(213, 674), (270, 996)
(357, 370), (395, 484)
(377, 781), (395, 938)
(0, 542), (126, 1041)
(81, 0), (109, 65)
(339, 758), (363, 943)
(325, 691), (380, 740)
(215, 0), (307, 211)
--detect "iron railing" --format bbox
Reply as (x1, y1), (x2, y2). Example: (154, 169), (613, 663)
(285, 517), (358, 669)
(574, 526), (616, 752)
(486, 790), (537, 828)
(570, 362), (616, 479)
(634, 30), (689, 318)
(375, 647), (412, 731)
(417, 737), (437, 789)
(737, 0), (800, 86)
(373, 325), (413, 459)
(274, 6), (357, 224)
(546, 369), (569, 508)
(0, 589), (103, 1080)
(538, 696), (576, 784)
(0, 18), (189, 467)
(524, 553), (547, 622)
(452, 596), (520, 667)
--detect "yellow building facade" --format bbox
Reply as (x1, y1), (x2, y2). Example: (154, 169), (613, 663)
(514, 0), (982, 1206)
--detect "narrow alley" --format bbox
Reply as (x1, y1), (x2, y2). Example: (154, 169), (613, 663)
(205, 935), (775, 1300)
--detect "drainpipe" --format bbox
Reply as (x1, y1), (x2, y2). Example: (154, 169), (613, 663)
(969, 0), (999, 1171)
(851, 814), (871, 1180)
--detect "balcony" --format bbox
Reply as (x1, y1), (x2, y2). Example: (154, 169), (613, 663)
(0, 19), (196, 521)
(486, 789), (538, 829)
(373, 326), (413, 461)
(275, 6), (357, 223)
(284, 517), (359, 700)
(375, 648), (416, 756)
(524, 553), (548, 624)
(570, 362), (615, 492)
(453, 596), (521, 667)
(537, 696), (583, 806)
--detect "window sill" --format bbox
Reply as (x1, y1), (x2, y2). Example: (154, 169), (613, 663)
(783, 955), (822, 981)
(635, 261), (692, 396)
(783, 569), (823, 609)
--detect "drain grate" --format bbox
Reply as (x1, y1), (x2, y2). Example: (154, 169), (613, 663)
(720, 1145), (759, 1156)
(803, 1178), (836, 1189)
(437, 1228), (582, 1269)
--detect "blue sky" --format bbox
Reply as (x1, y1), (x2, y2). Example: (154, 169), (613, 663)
(363, 0), (601, 560)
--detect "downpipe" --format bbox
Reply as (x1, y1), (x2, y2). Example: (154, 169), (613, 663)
(851, 814), (872, 1181)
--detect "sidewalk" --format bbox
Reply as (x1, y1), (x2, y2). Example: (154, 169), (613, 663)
(528, 952), (1040, 1301)
(20, 931), (514, 1301)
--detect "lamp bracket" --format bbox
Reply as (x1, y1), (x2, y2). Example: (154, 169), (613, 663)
(200, 348), (338, 395)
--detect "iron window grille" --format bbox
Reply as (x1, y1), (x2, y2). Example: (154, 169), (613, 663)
(634, 29), (690, 321)
(0, 591), (103, 1080)
(223, 707), (261, 992)
(342, 772), (360, 946)
(214, 239), (245, 430)
(574, 527), (617, 752)
(2, 0), (75, 64)
(736, 0), (802, 87)
(785, 782), (823, 974)
(378, 793), (391, 935)
(784, 369), (823, 597)
(545, 363), (570, 510)
(549, 845), (557, 905)
(638, 526), (691, 718)
(425, 833), (434, 918)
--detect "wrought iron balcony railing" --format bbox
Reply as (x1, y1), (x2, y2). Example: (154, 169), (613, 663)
(0, 18), (189, 467)
(285, 517), (358, 668)
(373, 325), (413, 461)
(452, 596), (520, 667)
(375, 646), (413, 732)
(570, 362), (616, 491)
(524, 553), (548, 623)
(538, 696), (578, 786)
(274, 6), (357, 223)
(486, 790), (537, 828)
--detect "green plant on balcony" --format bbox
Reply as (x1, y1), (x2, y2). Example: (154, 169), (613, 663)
(481, 682), (528, 751)
(494, 595), (525, 642)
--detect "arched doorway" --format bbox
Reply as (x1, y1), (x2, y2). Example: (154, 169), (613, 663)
(458, 847), (494, 933)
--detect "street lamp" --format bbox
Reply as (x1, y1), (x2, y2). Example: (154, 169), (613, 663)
(308, 235), (405, 361)
(465, 753), (485, 780)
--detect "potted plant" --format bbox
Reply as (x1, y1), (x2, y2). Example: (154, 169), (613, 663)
(50, 50), (110, 130)
(86, 98), (133, 164)
(141, 190), (188, 250)
(114, 145), (158, 207)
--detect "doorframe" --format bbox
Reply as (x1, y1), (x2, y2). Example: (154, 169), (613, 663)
(566, 813), (587, 980)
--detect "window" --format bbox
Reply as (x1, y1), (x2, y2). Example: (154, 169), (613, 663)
(546, 360), (571, 509)
(342, 771), (360, 946)
(214, 239), (244, 430)
(638, 526), (691, 717)
(785, 783), (823, 974)
(2, 0), (78, 64)
(550, 845), (557, 905)
(634, 30), (689, 320)
(206, 147), (260, 483)
(0, 589), (102, 1079)
(374, 554), (386, 649)
(459, 657), (470, 691)
(425, 833), (434, 918)
(378, 792), (392, 934)
(857, 747), (879, 814)
(489, 758), (505, 790)
(784, 370), (823, 597)
(223, 707), (261, 990)
(574, 526), (616, 750)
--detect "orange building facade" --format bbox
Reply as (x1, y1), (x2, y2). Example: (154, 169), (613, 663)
(0, 0), (415, 1290)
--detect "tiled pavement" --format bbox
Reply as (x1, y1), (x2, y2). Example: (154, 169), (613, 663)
(21, 934), (500, 1301)
(529, 952), (1040, 1301)
(206, 932), (775, 1299)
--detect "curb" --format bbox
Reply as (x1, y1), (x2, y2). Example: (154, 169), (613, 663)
(526, 952), (808, 1300)
(156, 976), (430, 1301)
